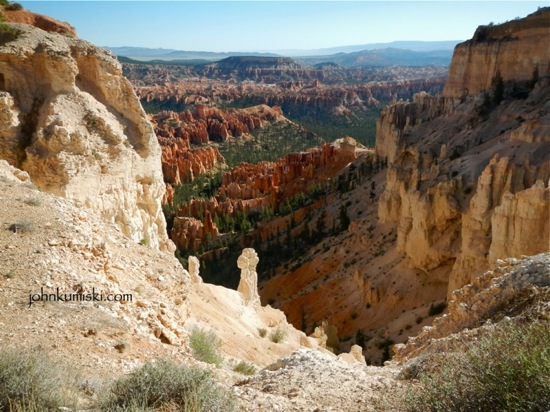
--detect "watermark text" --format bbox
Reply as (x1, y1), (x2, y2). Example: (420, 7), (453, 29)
(28, 287), (132, 308)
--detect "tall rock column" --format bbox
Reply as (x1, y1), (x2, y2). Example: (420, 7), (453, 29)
(237, 248), (261, 306)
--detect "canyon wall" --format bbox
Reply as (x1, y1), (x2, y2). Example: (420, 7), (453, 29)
(0, 23), (173, 251)
(444, 8), (550, 98)
(261, 9), (549, 362)
(137, 78), (446, 116)
(377, 8), (550, 297)
(169, 141), (358, 252)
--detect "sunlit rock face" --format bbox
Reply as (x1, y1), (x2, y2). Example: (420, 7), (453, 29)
(0, 23), (173, 251)
(443, 8), (550, 98)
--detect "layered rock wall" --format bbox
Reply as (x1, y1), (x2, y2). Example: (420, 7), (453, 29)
(169, 141), (358, 251)
(0, 24), (172, 251)
(377, 9), (550, 296)
(444, 8), (550, 97)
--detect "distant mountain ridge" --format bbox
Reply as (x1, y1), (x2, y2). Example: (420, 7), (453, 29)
(106, 46), (280, 61)
(277, 40), (462, 56)
(295, 48), (453, 67)
(114, 48), (453, 68)
(107, 40), (461, 64)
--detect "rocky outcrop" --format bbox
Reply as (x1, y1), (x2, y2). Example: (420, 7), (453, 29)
(235, 349), (399, 411)
(169, 141), (358, 251)
(376, 11), (550, 298)
(394, 253), (550, 361)
(171, 211), (219, 251)
(152, 104), (285, 146)
(0, 24), (172, 251)
(2, 6), (77, 36)
(338, 344), (367, 366)
(137, 77), (446, 120)
(188, 255), (203, 284)
(448, 157), (549, 293)
(161, 141), (223, 186)
(219, 142), (357, 204)
(237, 248), (261, 306)
(444, 8), (550, 98)
(153, 104), (292, 201)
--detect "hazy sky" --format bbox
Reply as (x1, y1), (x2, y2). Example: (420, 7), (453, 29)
(19, 1), (547, 52)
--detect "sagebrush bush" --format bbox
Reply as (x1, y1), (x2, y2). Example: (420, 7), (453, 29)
(189, 327), (223, 366)
(0, 348), (80, 411)
(233, 361), (256, 376)
(8, 219), (34, 233)
(269, 329), (286, 343)
(100, 359), (236, 412)
(398, 321), (550, 412)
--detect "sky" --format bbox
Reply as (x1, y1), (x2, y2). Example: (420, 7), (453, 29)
(19, 1), (548, 52)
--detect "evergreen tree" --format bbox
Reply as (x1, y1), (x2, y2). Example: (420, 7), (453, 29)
(492, 70), (504, 105)
(339, 204), (351, 231)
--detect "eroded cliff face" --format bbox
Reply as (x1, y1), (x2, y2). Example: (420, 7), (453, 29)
(376, 9), (550, 298)
(0, 24), (173, 251)
(444, 8), (550, 98)
(259, 9), (549, 363)
(169, 141), (358, 252)
(137, 78), (446, 120)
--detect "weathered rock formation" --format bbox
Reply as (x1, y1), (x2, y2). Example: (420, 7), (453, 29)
(136, 78), (446, 121)
(0, 23), (172, 251)
(169, 141), (358, 251)
(188, 255), (203, 284)
(125, 61), (448, 87)
(219, 141), (356, 203)
(2, 5), (76, 36)
(444, 8), (550, 98)
(394, 253), (550, 362)
(171, 211), (219, 251)
(153, 104), (297, 204)
(153, 104), (285, 147)
(237, 248), (261, 306)
(258, 9), (549, 363)
(338, 344), (367, 366)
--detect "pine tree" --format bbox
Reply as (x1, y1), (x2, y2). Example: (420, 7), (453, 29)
(339, 204), (351, 231)
(492, 70), (504, 105)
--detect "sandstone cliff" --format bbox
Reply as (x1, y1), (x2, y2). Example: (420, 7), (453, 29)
(169, 141), (358, 252)
(377, 52), (549, 299)
(444, 8), (550, 98)
(0, 23), (172, 251)
(2, 5), (76, 36)
(259, 9), (549, 363)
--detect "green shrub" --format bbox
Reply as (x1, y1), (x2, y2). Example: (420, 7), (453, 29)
(269, 329), (286, 343)
(22, 197), (42, 206)
(233, 361), (256, 376)
(5, 2), (22, 11)
(399, 321), (550, 412)
(189, 327), (223, 366)
(0, 348), (80, 411)
(8, 219), (34, 233)
(100, 359), (236, 412)
(257, 328), (267, 338)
